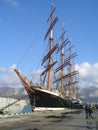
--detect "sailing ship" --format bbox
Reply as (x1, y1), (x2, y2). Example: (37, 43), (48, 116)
(14, 5), (82, 111)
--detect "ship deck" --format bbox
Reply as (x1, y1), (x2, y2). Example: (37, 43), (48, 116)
(0, 109), (98, 130)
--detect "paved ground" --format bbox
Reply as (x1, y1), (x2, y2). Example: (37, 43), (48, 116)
(0, 109), (98, 130)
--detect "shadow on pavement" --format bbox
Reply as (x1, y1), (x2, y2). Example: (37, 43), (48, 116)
(45, 113), (72, 122)
(65, 124), (98, 129)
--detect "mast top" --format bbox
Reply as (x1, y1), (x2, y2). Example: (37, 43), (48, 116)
(44, 4), (58, 41)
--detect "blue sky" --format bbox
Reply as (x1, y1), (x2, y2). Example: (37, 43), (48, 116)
(0, 0), (98, 89)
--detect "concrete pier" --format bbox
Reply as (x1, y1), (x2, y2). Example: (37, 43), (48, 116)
(0, 109), (98, 130)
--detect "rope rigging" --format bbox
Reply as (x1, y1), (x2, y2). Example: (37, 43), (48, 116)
(15, 40), (48, 84)
(16, 43), (34, 69)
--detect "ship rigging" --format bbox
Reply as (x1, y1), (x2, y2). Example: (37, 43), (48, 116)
(14, 4), (83, 110)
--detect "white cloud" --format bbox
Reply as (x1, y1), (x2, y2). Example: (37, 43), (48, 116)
(31, 70), (42, 83)
(0, 67), (7, 73)
(76, 62), (98, 88)
(0, 62), (98, 89)
(0, 65), (22, 88)
(89, 90), (98, 98)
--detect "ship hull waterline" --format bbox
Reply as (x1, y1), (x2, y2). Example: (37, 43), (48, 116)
(27, 86), (83, 111)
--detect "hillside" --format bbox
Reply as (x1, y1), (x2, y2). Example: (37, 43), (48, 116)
(0, 86), (98, 103)
(0, 87), (27, 98)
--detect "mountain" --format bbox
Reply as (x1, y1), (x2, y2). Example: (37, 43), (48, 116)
(80, 86), (98, 103)
(0, 86), (98, 103)
(0, 87), (27, 98)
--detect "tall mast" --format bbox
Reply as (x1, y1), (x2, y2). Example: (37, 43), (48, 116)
(54, 27), (79, 99)
(68, 41), (72, 97)
(61, 25), (65, 96)
(67, 41), (78, 98)
(42, 4), (58, 91)
(47, 5), (54, 91)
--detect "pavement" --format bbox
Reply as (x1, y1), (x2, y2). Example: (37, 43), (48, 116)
(0, 109), (98, 130)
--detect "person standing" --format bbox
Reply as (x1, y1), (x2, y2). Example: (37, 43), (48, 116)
(85, 105), (89, 119)
(88, 105), (93, 119)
